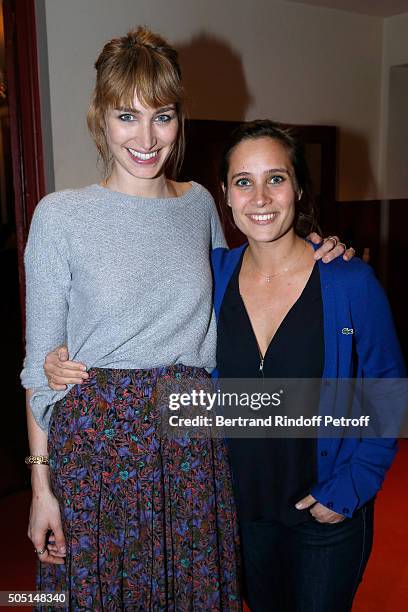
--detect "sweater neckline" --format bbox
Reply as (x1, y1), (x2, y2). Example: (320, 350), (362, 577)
(89, 181), (199, 205)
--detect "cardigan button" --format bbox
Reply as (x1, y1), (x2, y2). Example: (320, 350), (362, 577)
(320, 450), (328, 457)
(327, 501), (334, 509)
(342, 507), (350, 515)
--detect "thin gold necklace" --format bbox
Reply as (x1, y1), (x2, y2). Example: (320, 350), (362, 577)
(248, 242), (307, 283)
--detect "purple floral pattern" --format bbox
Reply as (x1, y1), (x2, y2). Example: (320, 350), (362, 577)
(37, 366), (241, 611)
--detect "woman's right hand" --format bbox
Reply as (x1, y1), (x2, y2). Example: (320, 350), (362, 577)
(28, 487), (66, 565)
(44, 345), (88, 390)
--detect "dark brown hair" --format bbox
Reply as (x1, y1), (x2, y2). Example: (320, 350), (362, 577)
(87, 26), (185, 178)
(220, 120), (318, 236)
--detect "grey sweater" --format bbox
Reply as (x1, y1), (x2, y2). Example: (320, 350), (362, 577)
(21, 182), (226, 431)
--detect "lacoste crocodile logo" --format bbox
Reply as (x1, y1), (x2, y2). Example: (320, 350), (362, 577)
(341, 328), (354, 335)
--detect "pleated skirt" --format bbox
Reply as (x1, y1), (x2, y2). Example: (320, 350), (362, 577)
(37, 365), (242, 611)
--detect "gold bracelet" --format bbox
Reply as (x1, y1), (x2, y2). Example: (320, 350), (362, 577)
(25, 455), (50, 466)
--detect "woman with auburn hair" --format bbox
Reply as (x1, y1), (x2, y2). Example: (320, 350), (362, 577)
(33, 29), (348, 611)
(22, 26), (242, 610)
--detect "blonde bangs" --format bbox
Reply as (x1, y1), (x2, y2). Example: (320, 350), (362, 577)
(97, 48), (182, 113)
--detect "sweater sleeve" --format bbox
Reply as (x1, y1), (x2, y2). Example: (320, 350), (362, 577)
(20, 196), (72, 390)
(312, 265), (406, 515)
(209, 193), (227, 250)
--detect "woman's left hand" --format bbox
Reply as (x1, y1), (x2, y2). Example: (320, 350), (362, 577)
(308, 232), (355, 263)
(295, 494), (346, 523)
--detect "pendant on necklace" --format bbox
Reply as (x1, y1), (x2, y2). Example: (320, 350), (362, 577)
(266, 276), (271, 283)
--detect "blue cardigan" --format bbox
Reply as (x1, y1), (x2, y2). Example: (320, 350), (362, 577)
(211, 244), (406, 517)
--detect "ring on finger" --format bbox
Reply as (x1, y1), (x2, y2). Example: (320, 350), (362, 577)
(338, 242), (347, 251)
(35, 547), (47, 555)
(326, 235), (338, 248)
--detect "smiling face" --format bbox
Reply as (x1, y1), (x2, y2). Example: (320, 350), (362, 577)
(104, 93), (179, 185)
(226, 136), (301, 244)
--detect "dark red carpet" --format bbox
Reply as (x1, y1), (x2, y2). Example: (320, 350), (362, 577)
(1, 440), (407, 610)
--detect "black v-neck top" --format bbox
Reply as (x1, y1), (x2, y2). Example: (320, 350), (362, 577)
(216, 253), (324, 525)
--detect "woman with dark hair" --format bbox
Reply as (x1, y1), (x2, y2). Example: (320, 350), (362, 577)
(211, 120), (405, 611)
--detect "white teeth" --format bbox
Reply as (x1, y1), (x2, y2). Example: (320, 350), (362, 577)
(128, 148), (158, 160)
(249, 213), (276, 221)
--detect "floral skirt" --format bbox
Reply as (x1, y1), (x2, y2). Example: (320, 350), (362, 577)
(37, 366), (242, 611)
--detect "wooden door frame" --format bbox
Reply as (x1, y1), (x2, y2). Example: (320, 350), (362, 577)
(3, 0), (46, 322)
